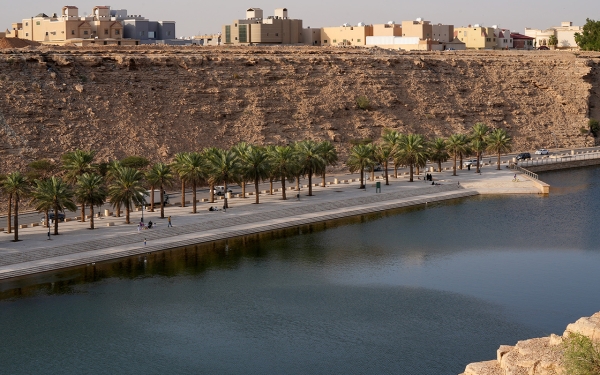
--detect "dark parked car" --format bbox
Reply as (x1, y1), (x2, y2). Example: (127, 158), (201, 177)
(538, 46), (550, 50)
(516, 152), (532, 161)
(40, 212), (65, 224)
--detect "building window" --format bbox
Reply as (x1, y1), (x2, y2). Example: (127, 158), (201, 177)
(510, 39), (513, 42)
(333, 39), (336, 43)
(104, 29), (108, 35)
(45, 32), (48, 35)
(36, 21), (40, 26)
(357, 39), (361, 42)
(71, 30), (75, 35)
(235, 23), (237, 27)
(324, 39), (327, 43)
(167, 31), (171, 36)
(486, 38), (491, 42)
(115, 30), (120, 35)
(25, 33), (29, 36)
(25, 22), (28, 26)
(235, 37), (238, 40)
(225, 25), (231, 43)
(464, 31), (467, 36)
(84, 30), (88, 35)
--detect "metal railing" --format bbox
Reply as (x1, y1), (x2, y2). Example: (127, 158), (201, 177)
(518, 150), (600, 168)
(510, 164), (539, 180)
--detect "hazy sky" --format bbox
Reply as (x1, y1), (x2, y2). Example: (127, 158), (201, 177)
(1, 0), (597, 38)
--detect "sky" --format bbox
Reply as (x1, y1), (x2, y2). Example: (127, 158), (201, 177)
(1, 0), (598, 38)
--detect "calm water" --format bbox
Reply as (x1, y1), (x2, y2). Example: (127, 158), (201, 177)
(1, 168), (600, 375)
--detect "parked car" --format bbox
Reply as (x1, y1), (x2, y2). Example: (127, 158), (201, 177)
(463, 159), (480, 167)
(516, 152), (532, 160)
(535, 149), (549, 155)
(538, 46), (550, 50)
(372, 164), (383, 172)
(40, 212), (65, 224)
(212, 186), (233, 196)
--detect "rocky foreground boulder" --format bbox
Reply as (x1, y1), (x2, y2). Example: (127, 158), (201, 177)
(460, 311), (600, 375)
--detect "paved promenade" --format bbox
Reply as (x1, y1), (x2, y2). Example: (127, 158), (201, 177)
(0, 168), (539, 280)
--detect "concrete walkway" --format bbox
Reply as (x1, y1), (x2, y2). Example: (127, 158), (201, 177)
(0, 167), (540, 280)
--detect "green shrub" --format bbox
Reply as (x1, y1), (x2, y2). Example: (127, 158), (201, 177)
(589, 118), (600, 137)
(356, 96), (371, 110)
(562, 332), (600, 375)
(120, 156), (150, 169)
(581, 126), (590, 135)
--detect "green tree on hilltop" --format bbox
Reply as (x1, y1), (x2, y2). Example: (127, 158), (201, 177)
(575, 19), (600, 51)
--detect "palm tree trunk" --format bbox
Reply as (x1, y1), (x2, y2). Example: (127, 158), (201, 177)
(45, 209), (49, 228)
(13, 194), (19, 242)
(181, 180), (186, 208)
(150, 185), (155, 212)
(125, 205), (130, 224)
(416, 165), (420, 175)
(281, 175), (287, 200)
(295, 175), (300, 191)
(308, 170), (313, 196)
(116, 204), (121, 217)
(160, 184), (165, 218)
(53, 203), (59, 235)
(394, 164), (398, 179)
(255, 179), (260, 204)
(89, 204), (94, 229)
(224, 181), (229, 209)
(385, 161), (389, 185)
(359, 167), (364, 189)
(438, 160), (442, 173)
(409, 164), (414, 182)
(476, 152), (481, 173)
(371, 169), (375, 182)
(192, 181), (197, 213)
(453, 152), (457, 176)
(241, 181), (246, 198)
(497, 153), (501, 170)
(7, 194), (12, 234)
(81, 203), (86, 222)
(322, 171), (326, 187)
(209, 182), (215, 203)
(270, 178), (274, 195)
(459, 154), (463, 170)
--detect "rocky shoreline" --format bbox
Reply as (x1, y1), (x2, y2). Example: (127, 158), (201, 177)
(460, 311), (600, 375)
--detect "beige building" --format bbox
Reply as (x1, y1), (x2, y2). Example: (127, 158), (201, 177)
(303, 27), (321, 46)
(5, 5), (140, 45)
(524, 21), (581, 49)
(373, 22), (402, 36)
(402, 19), (432, 39)
(222, 8), (302, 45)
(321, 24), (373, 46)
(432, 23), (454, 43)
(455, 25), (496, 49)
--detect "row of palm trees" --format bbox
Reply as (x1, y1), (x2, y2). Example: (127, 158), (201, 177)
(0, 140), (339, 242)
(346, 123), (512, 188)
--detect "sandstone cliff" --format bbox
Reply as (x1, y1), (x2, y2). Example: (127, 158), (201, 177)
(460, 311), (600, 375)
(0, 46), (599, 172)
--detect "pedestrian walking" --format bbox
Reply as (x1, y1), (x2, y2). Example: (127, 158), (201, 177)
(144, 238), (147, 246)
(168, 216), (172, 227)
(296, 193), (300, 200)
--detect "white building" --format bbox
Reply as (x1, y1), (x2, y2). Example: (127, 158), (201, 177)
(493, 26), (513, 49)
(524, 21), (582, 49)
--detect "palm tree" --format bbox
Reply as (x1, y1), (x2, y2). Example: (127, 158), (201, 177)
(75, 173), (107, 230)
(206, 148), (240, 209)
(62, 149), (96, 222)
(471, 123), (490, 173)
(32, 177), (77, 235)
(2, 172), (29, 242)
(105, 161), (124, 217)
(318, 141), (338, 187)
(178, 152), (206, 213)
(486, 128), (512, 170)
(172, 152), (190, 208)
(264, 145), (277, 195)
(375, 144), (394, 186)
(146, 163), (174, 219)
(232, 142), (252, 198)
(295, 140), (325, 196)
(429, 138), (450, 173)
(107, 167), (145, 224)
(242, 146), (271, 204)
(446, 133), (469, 176)
(397, 134), (427, 182)
(269, 145), (297, 200)
(382, 130), (403, 178)
(32, 178), (52, 229)
(347, 144), (375, 189)
(0, 174), (11, 234)
(203, 147), (221, 204)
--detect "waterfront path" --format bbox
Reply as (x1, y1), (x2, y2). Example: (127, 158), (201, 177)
(0, 168), (539, 280)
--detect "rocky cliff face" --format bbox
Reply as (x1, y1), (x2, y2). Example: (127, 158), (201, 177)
(0, 46), (599, 172)
(460, 311), (600, 375)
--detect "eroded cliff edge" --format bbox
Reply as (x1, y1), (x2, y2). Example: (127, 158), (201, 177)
(0, 47), (599, 171)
